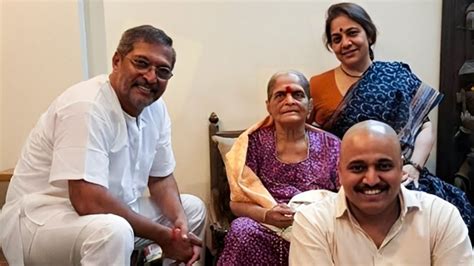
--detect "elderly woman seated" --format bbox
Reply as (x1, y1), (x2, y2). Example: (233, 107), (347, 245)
(217, 71), (341, 265)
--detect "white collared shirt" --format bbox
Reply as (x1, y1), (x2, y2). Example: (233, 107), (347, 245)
(289, 186), (473, 266)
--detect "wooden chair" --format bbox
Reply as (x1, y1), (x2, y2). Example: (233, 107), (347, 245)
(0, 251), (7, 266)
(0, 168), (13, 183)
(208, 112), (243, 262)
(0, 168), (12, 266)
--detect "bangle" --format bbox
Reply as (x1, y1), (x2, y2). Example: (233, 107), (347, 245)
(405, 160), (423, 172)
(262, 209), (269, 223)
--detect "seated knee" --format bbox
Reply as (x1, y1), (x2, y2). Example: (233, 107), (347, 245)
(229, 217), (261, 237)
(84, 214), (134, 247)
(182, 194), (207, 223)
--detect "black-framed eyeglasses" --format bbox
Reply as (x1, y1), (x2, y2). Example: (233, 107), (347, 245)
(124, 56), (174, 80)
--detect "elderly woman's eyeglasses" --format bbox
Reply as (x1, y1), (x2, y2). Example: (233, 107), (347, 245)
(125, 56), (173, 80)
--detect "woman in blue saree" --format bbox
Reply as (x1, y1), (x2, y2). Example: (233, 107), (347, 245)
(310, 2), (473, 228)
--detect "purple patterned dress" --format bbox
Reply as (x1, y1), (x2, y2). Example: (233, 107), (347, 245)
(217, 126), (340, 266)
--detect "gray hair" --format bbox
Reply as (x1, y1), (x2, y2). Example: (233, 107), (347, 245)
(116, 25), (176, 67)
(267, 70), (310, 100)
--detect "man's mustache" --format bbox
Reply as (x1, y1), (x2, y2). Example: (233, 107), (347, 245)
(135, 78), (160, 93)
(354, 182), (389, 192)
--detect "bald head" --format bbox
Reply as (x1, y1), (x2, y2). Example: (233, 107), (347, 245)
(341, 120), (401, 160)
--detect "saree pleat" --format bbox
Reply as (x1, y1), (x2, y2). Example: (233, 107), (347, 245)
(399, 82), (444, 158)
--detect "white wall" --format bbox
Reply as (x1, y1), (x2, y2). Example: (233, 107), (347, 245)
(84, 0), (107, 78)
(1, 0), (442, 204)
(0, 0), (84, 170)
(0, 1), (4, 169)
(0, 1), (5, 206)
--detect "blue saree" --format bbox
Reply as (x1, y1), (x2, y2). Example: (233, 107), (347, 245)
(323, 61), (473, 228)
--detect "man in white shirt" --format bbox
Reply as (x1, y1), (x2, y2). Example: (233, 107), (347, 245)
(0, 25), (205, 265)
(289, 120), (472, 265)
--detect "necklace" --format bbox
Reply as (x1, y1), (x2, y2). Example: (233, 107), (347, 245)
(274, 130), (309, 164)
(340, 66), (363, 78)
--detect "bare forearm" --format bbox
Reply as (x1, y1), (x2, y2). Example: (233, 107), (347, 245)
(230, 201), (267, 223)
(148, 174), (186, 225)
(68, 180), (171, 245)
(410, 121), (435, 166)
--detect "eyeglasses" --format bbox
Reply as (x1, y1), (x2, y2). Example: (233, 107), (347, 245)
(124, 56), (173, 80)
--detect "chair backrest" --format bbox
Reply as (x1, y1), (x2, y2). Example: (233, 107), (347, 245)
(208, 112), (243, 227)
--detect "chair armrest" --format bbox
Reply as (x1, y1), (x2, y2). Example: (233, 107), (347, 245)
(0, 168), (13, 182)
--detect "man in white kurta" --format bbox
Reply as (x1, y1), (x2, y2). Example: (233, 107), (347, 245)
(0, 25), (205, 265)
(289, 120), (472, 266)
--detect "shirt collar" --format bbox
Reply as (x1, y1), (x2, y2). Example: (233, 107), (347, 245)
(122, 110), (147, 129)
(335, 189), (349, 218)
(399, 185), (422, 216)
(106, 77), (148, 130)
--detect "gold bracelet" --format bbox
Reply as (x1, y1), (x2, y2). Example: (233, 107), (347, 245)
(262, 209), (269, 223)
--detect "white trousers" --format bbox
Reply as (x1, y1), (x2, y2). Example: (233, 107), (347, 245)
(19, 194), (206, 266)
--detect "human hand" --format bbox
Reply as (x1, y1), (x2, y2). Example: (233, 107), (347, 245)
(185, 243), (201, 266)
(263, 203), (295, 229)
(161, 228), (195, 263)
(168, 231), (202, 266)
(186, 231), (203, 247)
(182, 232), (202, 266)
(169, 228), (203, 265)
(173, 219), (189, 241)
(402, 164), (420, 188)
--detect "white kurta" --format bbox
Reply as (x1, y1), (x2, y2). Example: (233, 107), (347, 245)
(0, 75), (176, 265)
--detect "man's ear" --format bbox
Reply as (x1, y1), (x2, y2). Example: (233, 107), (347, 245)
(337, 167), (342, 186)
(112, 52), (121, 72)
(265, 100), (270, 114)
